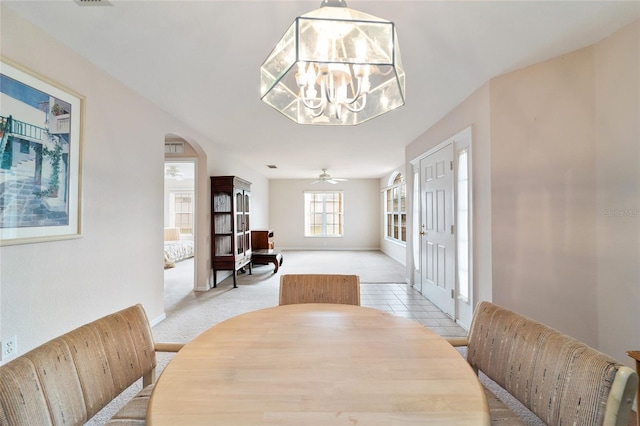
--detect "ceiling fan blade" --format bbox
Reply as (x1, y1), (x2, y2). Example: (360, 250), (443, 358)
(310, 169), (347, 185)
(310, 180), (321, 185)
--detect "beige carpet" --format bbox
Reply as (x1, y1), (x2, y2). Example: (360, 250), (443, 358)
(87, 250), (409, 424)
(86, 250), (545, 425)
(157, 250), (408, 344)
(87, 250), (634, 426)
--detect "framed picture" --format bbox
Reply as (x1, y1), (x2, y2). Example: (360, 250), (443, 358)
(0, 58), (83, 245)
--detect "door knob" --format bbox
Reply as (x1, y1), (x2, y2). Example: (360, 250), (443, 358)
(419, 231), (426, 236)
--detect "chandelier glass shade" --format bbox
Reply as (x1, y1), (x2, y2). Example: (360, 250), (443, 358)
(260, 0), (405, 125)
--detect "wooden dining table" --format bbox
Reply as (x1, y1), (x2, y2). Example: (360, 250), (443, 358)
(147, 303), (490, 425)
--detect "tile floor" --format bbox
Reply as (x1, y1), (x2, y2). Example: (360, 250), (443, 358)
(360, 283), (468, 339)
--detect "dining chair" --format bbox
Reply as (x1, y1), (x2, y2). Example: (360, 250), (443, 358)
(278, 274), (361, 306)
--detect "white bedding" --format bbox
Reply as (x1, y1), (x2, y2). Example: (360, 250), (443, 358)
(163, 239), (194, 268)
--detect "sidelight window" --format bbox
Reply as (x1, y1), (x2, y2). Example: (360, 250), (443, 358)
(456, 149), (470, 301)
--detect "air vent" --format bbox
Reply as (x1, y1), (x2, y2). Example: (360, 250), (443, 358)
(74, 0), (113, 6)
(165, 142), (185, 154)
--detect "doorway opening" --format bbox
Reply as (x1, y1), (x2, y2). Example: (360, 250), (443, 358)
(164, 160), (196, 299)
(411, 127), (473, 329)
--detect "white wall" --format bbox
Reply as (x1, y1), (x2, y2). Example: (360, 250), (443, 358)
(594, 21), (640, 367)
(490, 45), (598, 346)
(269, 179), (379, 250)
(489, 21), (640, 365)
(0, 7), (268, 359)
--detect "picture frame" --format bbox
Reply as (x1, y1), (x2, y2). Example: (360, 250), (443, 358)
(0, 58), (83, 245)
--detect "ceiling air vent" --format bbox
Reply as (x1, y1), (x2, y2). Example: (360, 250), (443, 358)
(74, 0), (113, 6)
(165, 142), (185, 154)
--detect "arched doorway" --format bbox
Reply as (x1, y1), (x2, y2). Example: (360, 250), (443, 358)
(164, 135), (208, 301)
(164, 159), (196, 296)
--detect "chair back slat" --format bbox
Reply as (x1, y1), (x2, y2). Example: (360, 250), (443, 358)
(279, 274), (360, 306)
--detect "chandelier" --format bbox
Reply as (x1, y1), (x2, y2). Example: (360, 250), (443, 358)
(260, 0), (405, 125)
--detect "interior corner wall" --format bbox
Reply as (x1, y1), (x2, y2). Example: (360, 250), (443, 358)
(269, 179), (380, 250)
(594, 20), (640, 367)
(405, 83), (493, 306)
(490, 46), (599, 346)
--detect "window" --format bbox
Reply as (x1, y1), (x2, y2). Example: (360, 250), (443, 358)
(384, 173), (406, 243)
(412, 169), (420, 269)
(456, 148), (470, 301)
(170, 191), (194, 235)
(304, 191), (343, 237)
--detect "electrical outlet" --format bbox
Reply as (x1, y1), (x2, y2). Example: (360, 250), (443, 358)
(1, 335), (17, 361)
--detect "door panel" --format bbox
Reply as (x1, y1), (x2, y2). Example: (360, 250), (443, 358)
(420, 144), (455, 317)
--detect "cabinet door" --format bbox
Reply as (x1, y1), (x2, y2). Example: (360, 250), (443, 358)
(212, 191), (233, 256)
(234, 189), (244, 255)
(244, 192), (251, 254)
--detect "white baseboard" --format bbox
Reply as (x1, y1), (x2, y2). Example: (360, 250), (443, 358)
(150, 312), (166, 327)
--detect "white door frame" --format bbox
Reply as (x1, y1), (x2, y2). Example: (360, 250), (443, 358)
(410, 126), (474, 328)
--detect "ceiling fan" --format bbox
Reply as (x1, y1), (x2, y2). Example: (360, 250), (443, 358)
(165, 165), (183, 180)
(310, 169), (348, 185)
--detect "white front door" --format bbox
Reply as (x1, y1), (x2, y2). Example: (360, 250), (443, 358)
(420, 143), (455, 317)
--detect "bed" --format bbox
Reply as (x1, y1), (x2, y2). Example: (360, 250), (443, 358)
(164, 227), (195, 268)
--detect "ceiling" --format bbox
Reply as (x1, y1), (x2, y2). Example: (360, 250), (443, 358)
(4, 1), (639, 180)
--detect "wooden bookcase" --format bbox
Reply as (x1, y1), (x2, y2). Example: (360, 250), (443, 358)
(211, 176), (251, 288)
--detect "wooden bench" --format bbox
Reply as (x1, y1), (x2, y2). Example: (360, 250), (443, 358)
(0, 304), (183, 425)
(449, 301), (638, 426)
